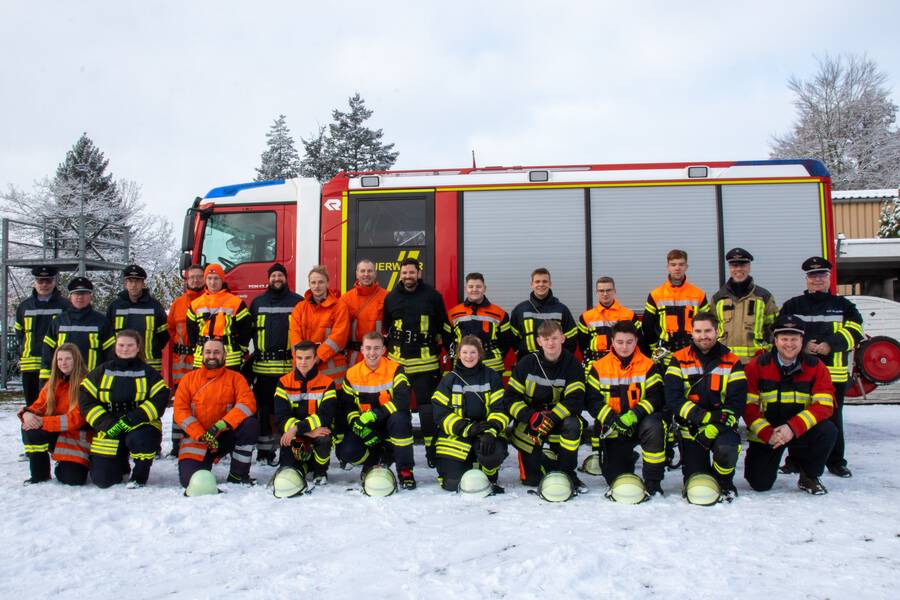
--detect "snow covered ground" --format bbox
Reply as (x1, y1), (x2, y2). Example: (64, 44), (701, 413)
(2, 404), (898, 600)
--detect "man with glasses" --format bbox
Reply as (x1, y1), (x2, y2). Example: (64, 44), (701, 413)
(578, 276), (641, 365)
(779, 257), (863, 478)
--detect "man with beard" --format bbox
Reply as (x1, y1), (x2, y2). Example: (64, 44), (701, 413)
(249, 263), (303, 464)
(665, 312), (746, 501)
(166, 264), (206, 456)
(173, 338), (258, 487)
(383, 257), (448, 468)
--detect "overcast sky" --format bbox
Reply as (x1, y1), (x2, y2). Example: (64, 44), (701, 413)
(2, 1), (898, 232)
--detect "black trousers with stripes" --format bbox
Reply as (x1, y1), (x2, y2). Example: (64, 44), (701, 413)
(91, 425), (161, 488)
(177, 418), (258, 487)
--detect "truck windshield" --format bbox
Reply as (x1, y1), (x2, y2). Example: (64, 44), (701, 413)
(200, 211), (277, 272)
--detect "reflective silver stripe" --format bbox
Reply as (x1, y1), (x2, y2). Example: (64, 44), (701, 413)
(321, 366), (345, 376)
(59, 325), (100, 333)
(236, 404), (253, 417)
(325, 327), (332, 336)
(795, 314), (843, 323)
(375, 320), (382, 332)
(325, 338), (340, 352)
(453, 315), (500, 325)
(24, 309), (64, 317)
(180, 415), (199, 429)
(232, 447), (253, 463)
(522, 312), (563, 320)
(286, 392), (326, 401)
(525, 373), (566, 387)
(54, 447), (89, 459)
(350, 320), (358, 340)
(450, 383), (493, 394)
(658, 300), (701, 307)
(58, 415), (68, 430)
(113, 308), (155, 316)
(195, 307), (235, 316)
(588, 320), (616, 328)
(597, 375), (647, 385)
(105, 370), (147, 377)
(257, 306), (294, 314)
(353, 382), (393, 393)
(182, 446), (207, 458)
(680, 367), (703, 376)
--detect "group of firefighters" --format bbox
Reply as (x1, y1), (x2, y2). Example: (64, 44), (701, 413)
(15, 245), (863, 501)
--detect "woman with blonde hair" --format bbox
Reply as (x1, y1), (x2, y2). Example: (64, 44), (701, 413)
(19, 343), (92, 485)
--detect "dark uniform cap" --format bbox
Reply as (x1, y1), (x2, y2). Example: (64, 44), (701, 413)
(67, 277), (94, 293)
(802, 256), (832, 273)
(268, 263), (288, 277)
(31, 266), (58, 278)
(772, 314), (805, 336)
(725, 248), (753, 263)
(123, 264), (147, 279)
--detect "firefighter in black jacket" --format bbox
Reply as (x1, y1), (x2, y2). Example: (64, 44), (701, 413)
(106, 265), (169, 371)
(779, 256), (863, 478)
(383, 257), (448, 467)
(432, 335), (510, 494)
(506, 320), (588, 493)
(41, 277), (115, 381)
(249, 263), (303, 464)
(15, 266), (69, 405)
(79, 329), (170, 488)
(665, 312), (747, 501)
(509, 267), (578, 359)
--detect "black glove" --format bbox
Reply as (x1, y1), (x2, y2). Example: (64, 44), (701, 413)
(123, 409), (147, 428)
(464, 421), (493, 438)
(477, 431), (497, 456)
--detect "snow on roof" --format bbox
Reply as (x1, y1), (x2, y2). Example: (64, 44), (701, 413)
(831, 189), (899, 201)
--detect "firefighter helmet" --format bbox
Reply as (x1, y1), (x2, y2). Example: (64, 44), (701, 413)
(579, 452), (602, 476)
(184, 469), (219, 497)
(273, 467), (307, 499)
(537, 471), (574, 503)
(608, 473), (647, 504)
(684, 473), (721, 506)
(363, 466), (397, 497)
(458, 469), (492, 498)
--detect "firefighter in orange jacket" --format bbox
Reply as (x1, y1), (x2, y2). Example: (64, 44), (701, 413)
(165, 264), (206, 456)
(186, 263), (252, 370)
(173, 338), (258, 487)
(340, 258), (387, 365)
(289, 265), (350, 383)
(743, 315), (837, 495)
(445, 272), (513, 374)
(579, 276), (641, 364)
(336, 331), (416, 489)
(585, 321), (666, 496)
(665, 312), (746, 501)
(19, 343), (91, 485)
(274, 340), (338, 485)
(643, 249), (710, 359)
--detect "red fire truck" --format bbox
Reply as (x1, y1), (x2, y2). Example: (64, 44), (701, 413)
(180, 159), (836, 317)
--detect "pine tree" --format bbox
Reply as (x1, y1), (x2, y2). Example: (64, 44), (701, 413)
(770, 54), (900, 190)
(53, 133), (121, 216)
(300, 93), (399, 181)
(255, 114), (302, 181)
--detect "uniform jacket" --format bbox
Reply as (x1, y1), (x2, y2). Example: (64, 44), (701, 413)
(585, 349), (663, 429)
(383, 281), (448, 374)
(79, 357), (169, 433)
(106, 289), (169, 369)
(249, 285), (302, 376)
(16, 288), (69, 373)
(341, 357), (410, 424)
(274, 366), (337, 435)
(779, 291), (864, 383)
(509, 291), (577, 358)
(340, 281), (387, 364)
(578, 300), (641, 362)
(744, 351), (834, 443)
(289, 290), (350, 381)
(642, 279), (709, 353)
(505, 349), (585, 426)
(445, 297), (513, 373)
(665, 342), (747, 430)
(187, 289), (252, 368)
(711, 277), (777, 362)
(173, 365), (256, 443)
(167, 288), (203, 385)
(26, 377), (92, 466)
(41, 305), (114, 379)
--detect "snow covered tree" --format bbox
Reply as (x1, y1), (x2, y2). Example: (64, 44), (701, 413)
(300, 93), (399, 181)
(880, 197), (900, 238)
(0, 134), (181, 309)
(255, 114), (302, 181)
(770, 54), (900, 190)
